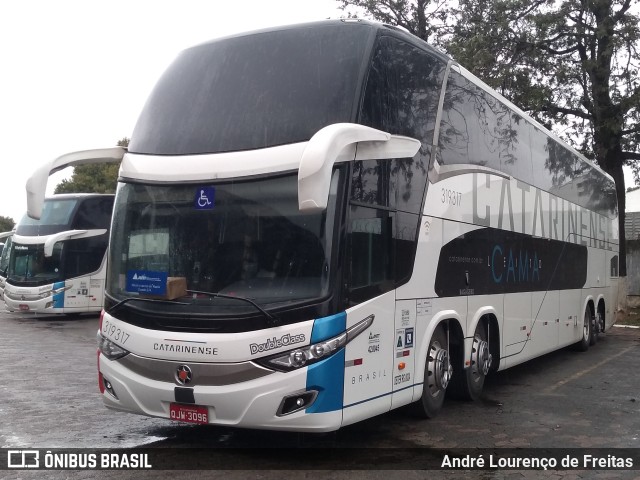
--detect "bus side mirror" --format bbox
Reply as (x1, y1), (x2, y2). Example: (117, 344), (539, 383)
(26, 147), (126, 220)
(298, 123), (421, 212)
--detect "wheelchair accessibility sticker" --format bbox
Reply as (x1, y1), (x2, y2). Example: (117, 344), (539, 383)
(194, 187), (215, 210)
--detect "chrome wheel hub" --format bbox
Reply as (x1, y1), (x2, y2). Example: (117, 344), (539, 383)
(428, 342), (453, 394)
(472, 337), (492, 376)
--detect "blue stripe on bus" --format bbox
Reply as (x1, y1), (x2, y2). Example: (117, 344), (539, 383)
(305, 312), (348, 413)
(310, 311), (346, 343)
(52, 281), (65, 308)
(305, 349), (345, 413)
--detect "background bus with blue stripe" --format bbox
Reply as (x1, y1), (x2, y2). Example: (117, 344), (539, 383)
(4, 194), (113, 314)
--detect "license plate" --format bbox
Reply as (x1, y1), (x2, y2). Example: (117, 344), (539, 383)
(19, 304), (30, 311)
(169, 403), (209, 424)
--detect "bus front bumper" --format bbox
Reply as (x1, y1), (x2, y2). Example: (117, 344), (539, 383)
(98, 353), (344, 432)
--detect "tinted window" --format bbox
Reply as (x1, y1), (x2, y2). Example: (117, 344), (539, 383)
(17, 199), (78, 236)
(533, 131), (617, 218)
(348, 159), (419, 304)
(64, 236), (107, 278)
(359, 35), (444, 214)
(129, 23), (373, 155)
(439, 71), (533, 185)
(72, 197), (114, 229)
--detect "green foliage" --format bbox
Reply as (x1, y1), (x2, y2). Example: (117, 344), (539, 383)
(339, 0), (452, 45)
(0, 216), (15, 232)
(54, 163), (120, 194)
(53, 138), (129, 194)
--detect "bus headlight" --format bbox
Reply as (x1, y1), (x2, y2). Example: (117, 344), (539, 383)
(97, 333), (130, 360)
(256, 314), (374, 372)
(51, 284), (72, 296)
(37, 284), (71, 299)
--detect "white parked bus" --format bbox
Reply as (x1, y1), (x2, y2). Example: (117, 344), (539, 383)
(0, 229), (14, 301)
(27, 20), (618, 431)
(4, 194), (114, 314)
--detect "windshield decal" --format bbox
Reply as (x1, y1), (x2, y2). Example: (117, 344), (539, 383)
(126, 270), (168, 296)
(194, 187), (215, 210)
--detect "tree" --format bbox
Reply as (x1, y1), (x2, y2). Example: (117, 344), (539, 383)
(339, 0), (640, 276)
(0, 216), (15, 232)
(339, 0), (452, 45)
(54, 138), (129, 194)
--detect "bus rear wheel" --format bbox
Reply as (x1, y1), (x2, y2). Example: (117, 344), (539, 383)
(590, 308), (603, 346)
(409, 324), (451, 418)
(450, 321), (491, 401)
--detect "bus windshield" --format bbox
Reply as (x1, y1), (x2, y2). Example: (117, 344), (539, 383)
(17, 199), (77, 235)
(7, 243), (62, 285)
(107, 170), (343, 315)
(128, 22), (371, 155)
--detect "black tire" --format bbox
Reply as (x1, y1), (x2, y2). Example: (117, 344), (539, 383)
(449, 322), (490, 401)
(590, 308), (604, 346)
(408, 324), (451, 418)
(574, 309), (591, 352)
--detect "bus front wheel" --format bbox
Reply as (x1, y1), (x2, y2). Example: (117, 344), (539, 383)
(410, 324), (451, 418)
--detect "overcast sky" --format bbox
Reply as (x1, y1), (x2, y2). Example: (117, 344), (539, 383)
(0, 0), (344, 224)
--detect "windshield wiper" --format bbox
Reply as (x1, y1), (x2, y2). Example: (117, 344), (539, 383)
(187, 289), (280, 327)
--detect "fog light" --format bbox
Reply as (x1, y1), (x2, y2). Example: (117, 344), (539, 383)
(276, 390), (318, 416)
(102, 376), (118, 399)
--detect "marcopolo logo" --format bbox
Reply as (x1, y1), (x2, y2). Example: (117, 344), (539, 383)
(250, 333), (306, 355)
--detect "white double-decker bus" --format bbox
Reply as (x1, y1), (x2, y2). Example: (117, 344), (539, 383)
(4, 194), (114, 314)
(0, 229), (14, 300)
(28, 20), (618, 431)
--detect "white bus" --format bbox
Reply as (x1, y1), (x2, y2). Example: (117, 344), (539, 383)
(27, 20), (618, 431)
(0, 229), (14, 301)
(4, 194), (114, 314)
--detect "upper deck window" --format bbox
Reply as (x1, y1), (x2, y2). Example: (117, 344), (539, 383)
(129, 23), (372, 155)
(16, 199), (78, 236)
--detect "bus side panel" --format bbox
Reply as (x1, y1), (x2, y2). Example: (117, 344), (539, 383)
(390, 300), (417, 409)
(503, 292), (531, 360)
(559, 289), (581, 347)
(89, 276), (105, 311)
(63, 278), (91, 310)
(342, 291), (394, 427)
(530, 290), (559, 357)
(396, 216), (442, 301)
